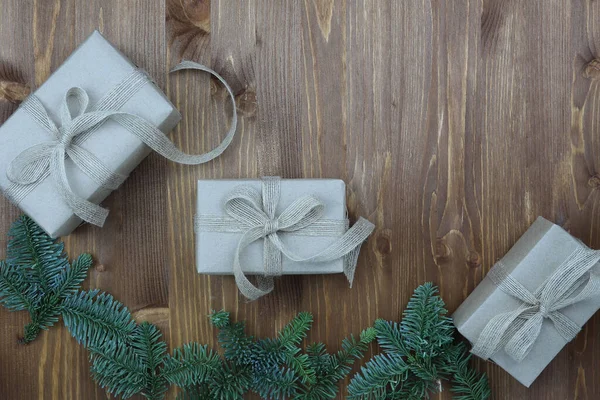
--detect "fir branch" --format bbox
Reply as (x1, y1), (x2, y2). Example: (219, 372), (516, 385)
(0, 216), (95, 343)
(161, 343), (221, 388)
(209, 310), (254, 364)
(208, 361), (252, 400)
(441, 343), (491, 400)
(278, 311), (313, 349)
(176, 386), (211, 400)
(131, 322), (168, 400)
(88, 340), (147, 399)
(347, 353), (410, 399)
(0, 261), (35, 311)
(53, 254), (93, 300)
(7, 215), (68, 293)
(61, 291), (137, 347)
(348, 283), (490, 400)
(19, 255), (93, 343)
(298, 328), (376, 400)
(252, 366), (298, 400)
(400, 283), (454, 356)
(333, 327), (377, 378)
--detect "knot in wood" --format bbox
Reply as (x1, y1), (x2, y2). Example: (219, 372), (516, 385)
(584, 59), (600, 81)
(588, 174), (600, 188)
(435, 238), (451, 260)
(375, 229), (392, 255)
(467, 251), (482, 268)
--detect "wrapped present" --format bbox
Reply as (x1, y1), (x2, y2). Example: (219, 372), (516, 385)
(0, 31), (238, 238)
(195, 177), (375, 300)
(453, 217), (600, 387)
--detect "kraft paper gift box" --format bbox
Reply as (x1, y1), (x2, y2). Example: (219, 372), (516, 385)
(196, 179), (350, 275)
(0, 31), (181, 238)
(452, 217), (600, 387)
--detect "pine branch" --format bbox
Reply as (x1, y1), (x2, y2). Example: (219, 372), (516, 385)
(298, 328), (376, 400)
(207, 361), (252, 400)
(7, 215), (68, 293)
(53, 254), (93, 300)
(347, 353), (409, 399)
(278, 311), (313, 349)
(441, 343), (491, 400)
(0, 261), (35, 311)
(209, 310), (254, 364)
(400, 283), (454, 355)
(373, 319), (407, 356)
(61, 291), (137, 347)
(131, 322), (168, 400)
(333, 327), (377, 378)
(161, 343), (221, 388)
(89, 340), (147, 399)
(0, 217), (95, 343)
(348, 283), (490, 400)
(284, 348), (316, 385)
(252, 366), (298, 400)
(176, 386), (212, 400)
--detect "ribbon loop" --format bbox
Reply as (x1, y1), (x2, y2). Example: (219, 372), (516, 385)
(6, 61), (238, 229)
(7, 142), (55, 185)
(277, 196), (324, 232)
(61, 87), (90, 123)
(472, 247), (600, 362)
(196, 177), (374, 301)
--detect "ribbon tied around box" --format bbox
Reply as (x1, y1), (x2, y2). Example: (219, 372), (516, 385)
(5, 61), (237, 228)
(195, 177), (375, 301)
(472, 247), (600, 362)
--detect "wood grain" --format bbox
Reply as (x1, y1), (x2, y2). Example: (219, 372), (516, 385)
(1, 0), (600, 399)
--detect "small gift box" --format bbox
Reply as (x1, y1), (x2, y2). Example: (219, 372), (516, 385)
(453, 217), (600, 387)
(0, 31), (238, 238)
(195, 177), (375, 300)
(0, 31), (180, 237)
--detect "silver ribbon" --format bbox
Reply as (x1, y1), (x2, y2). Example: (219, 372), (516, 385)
(4, 61), (237, 227)
(195, 177), (375, 301)
(472, 247), (600, 362)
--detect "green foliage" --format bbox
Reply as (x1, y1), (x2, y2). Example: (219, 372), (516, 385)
(131, 323), (169, 400)
(61, 291), (136, 347)
(7, 214), (69, 292)
(0, 261), (35, 311)
(188, 310), (374, 400)
(347, 283), (491, 400)
(0, 216), (93, 343)
(441, 342), (492, 400)
(161, 343), (221, 388)
(87, 323), (169, 400)
(0, 217), (490, 399)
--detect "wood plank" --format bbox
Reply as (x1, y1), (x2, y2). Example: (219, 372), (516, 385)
(0, 0), (600, 399)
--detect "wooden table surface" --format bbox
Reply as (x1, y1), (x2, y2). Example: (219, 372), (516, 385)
(1, 0), (599, 399)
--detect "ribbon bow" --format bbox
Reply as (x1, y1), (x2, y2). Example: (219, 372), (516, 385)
(472, 247), (600, 362)
(5, 61), (237, 228)
(195, 177), (375, 301)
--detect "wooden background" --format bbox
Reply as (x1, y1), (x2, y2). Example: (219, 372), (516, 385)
(0, 0), (599, 398)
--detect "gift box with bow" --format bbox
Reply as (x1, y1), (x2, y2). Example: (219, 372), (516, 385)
(195, 177), (375, 300)
(0, 31), (238, 238)
(452, 217), (600, 387)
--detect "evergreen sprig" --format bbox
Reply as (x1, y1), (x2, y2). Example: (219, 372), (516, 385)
(0, 215), (93, 343)
(175, 310), (375, 400)
(0, 216), (491, 399)
(347, 283), (491, 400)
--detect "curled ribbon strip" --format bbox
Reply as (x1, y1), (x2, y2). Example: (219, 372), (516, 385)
(195, 177), (375, 301)
(472, 247), (600, 362)
(5, 61), (237, 227)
